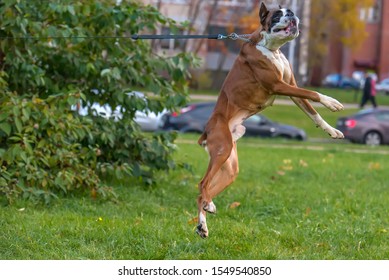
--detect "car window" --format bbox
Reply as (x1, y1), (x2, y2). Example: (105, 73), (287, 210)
(375, 112), (389, 121)
(355, 109), (374, 118)
(245, 115), (262, 124)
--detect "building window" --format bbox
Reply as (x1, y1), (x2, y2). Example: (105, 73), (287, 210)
(360, 0), (381, 23)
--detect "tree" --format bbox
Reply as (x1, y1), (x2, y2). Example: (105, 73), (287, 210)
(308, 0), (373, 83)
(0, 0), (197, 204)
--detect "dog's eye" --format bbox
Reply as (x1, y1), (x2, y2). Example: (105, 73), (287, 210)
(286, 9), (294, 17)
(270, 11), (283, 26)
(271, 10), (283, 22)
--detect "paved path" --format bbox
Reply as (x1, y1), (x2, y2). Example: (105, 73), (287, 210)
(189, 94), (389, 110)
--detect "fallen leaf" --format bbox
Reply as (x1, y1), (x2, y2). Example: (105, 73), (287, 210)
(282, 165), (293, 171)
(299, 159), (308, 167)
(277, 170), (286, 176)
(188, 216), (198, 225)
(368, 162), (380, 170)
(305, 207), (312, 216)
(229, 202), (241, 209)
(283, 159), (292, 164)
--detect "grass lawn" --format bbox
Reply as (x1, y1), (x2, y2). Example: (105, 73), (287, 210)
(1, 135), (388, 260)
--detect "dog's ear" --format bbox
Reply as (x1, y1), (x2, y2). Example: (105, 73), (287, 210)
(279, 4), (282, 9)
(259, 2), (269, 26)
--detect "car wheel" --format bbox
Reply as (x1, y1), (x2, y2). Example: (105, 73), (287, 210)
(364, 131), (382, 146)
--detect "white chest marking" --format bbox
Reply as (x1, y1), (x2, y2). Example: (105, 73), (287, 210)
(256, 44), (292, 83)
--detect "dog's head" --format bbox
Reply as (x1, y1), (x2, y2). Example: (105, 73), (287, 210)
(259, 2), (300, 43)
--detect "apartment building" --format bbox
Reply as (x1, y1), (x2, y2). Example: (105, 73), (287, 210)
(322, 0), (389, 82)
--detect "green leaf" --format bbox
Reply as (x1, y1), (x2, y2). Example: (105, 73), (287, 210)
(0, 122), (11, 136)
(14, 117), (23, 133)
(67, 5), (75, 16)
(0, 113), (9, 122)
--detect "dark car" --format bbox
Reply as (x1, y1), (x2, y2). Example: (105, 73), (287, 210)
(322, 74), (360, 89)
(160, 102), (307, 140)
(336, 109), (389, 145)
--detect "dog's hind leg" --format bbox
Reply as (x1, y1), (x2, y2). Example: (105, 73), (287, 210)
(196, 142), (239, 238)
(198, 123), (233, 211)
(196, 122), (234, 238)
(208, 141), (239, 203)
(196, 138), (239, 238)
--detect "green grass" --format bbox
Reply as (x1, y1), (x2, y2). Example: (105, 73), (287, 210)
(1, 135), (389, 260)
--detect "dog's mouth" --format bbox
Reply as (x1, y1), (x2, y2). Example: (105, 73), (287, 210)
(273, 19), (298, 34)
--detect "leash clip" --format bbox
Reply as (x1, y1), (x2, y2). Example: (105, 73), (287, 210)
(228, 33), (239, 40)
(217, 34), (228, 40)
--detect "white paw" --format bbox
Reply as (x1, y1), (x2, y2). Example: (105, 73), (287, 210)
(318, 93), (344, 112)
(203, 201), (217, 214)
(196, 212), (209, 238)
(313, 115), (344, 139)
(196, 223), (209, 238)
(326, 127), (344, 139)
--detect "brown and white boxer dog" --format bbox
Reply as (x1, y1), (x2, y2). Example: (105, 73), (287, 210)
(195, 2), (344, 238)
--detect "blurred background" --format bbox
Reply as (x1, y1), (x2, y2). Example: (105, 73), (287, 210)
(141, 0), (389, 90)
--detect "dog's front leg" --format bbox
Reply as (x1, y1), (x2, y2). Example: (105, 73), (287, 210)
(290, 97), (344, 139)
(273, 83), (344, 112)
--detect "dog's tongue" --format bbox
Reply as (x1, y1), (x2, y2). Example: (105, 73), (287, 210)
(287, 20), (298, 33)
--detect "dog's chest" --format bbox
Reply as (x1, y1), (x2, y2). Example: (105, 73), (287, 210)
(256, 45), (292, 83)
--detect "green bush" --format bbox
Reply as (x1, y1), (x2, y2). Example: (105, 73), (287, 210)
(0, 0), (197, 204)
(0, 89), (110, 204)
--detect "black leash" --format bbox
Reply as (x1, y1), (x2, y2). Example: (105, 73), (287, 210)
(0, 33), (251, 42)
(131, 34), (221, 40)
(131, 33), (251, 42)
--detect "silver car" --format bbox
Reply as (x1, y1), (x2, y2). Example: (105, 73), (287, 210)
(336, 109), (389, 145)
(73, 91), (167, 131)
(376, 78), (389, 95)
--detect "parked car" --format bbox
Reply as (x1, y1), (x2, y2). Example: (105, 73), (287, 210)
(322, 73), (360, 89)
(336, 108), (389, 145)
(376, 78), (389, 95)
(73, 91), (167, 131)
(160, 102), (307, 140)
